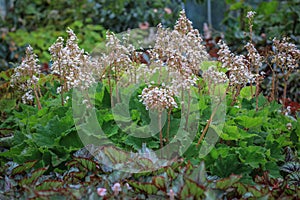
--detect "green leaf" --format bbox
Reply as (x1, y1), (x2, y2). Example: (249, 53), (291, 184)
(221, 124), (239, 140)
(129, 181), (158, 194)
(68, 171), (86, 179)
(166, 167), (176, 180)
(237, 146), (266, 168)
(180, 183), (190, 199)
(101, 86), (111, 108)
(210, 153), (251, 178)
(235, 116), (264, 129)
(0, 69), (14, 81)
(240, 86), (256, 100)
(186, 179), (205, 198)
(215, 174), (242, 190)
(19, 167), (48, 186)
(233, 182), (248, 196)
(0, 135), (14, 148)
(179, 178), (205, 199)
(103, 146), (129, 164)
(269, 100), (281, 113)
(102, 122), (119, 138)
(71, 20), (83, 28)
(30, 166), (48, 181)
(137, 157), (154, 170)
(248, 186), (263, 198)
(152, 176), (166, 190)
(49, 149), (70, 167)
(225, 0), (236, 4)
(74, 157), (97, 171)
(265, 162), (280, 178)
(188, 161), (207, 185)
(11, 160), (37, 175)
(36, 180), (63, 190)
(59, 129), (83, 150)
(257, 94), (268, 108)
(19, 166), (48, 185)
(33, 114), (74, 147)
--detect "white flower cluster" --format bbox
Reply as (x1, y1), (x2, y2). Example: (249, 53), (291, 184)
(100, 32), (134, 81)
(150, 10), (208, 93)
(230, 55), (254, 85)
(202, 66), (228, 85)
(245, 42), (263, 69)
(218, 40), (254, 86)
(139, 85), (178, 111)
(21, 90), (34, 104)
(246, 11), (256, 19)
(11, 45), (41, 104)
(272, 37), (300, 70)
(49, 28), (96, 92)
(217, 40), (234, 69)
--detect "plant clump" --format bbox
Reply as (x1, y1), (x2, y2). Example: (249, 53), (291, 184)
(49, 27), (96, 105)
(0, 8), (299, 200)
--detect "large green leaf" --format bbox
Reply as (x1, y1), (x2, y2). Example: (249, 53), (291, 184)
(237, 146), (267, 168)
(235, 116), (264, 129)
(221, 124), (257, 141)
(33, 114), (74, 147)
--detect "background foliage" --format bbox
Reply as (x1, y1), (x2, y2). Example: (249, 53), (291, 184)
(0, 0), (182, 71)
